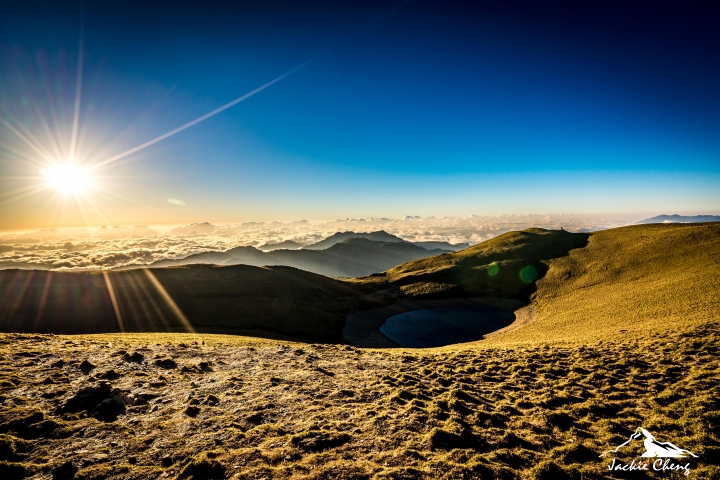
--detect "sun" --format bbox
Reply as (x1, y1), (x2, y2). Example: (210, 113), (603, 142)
(43, 162), (93, 195)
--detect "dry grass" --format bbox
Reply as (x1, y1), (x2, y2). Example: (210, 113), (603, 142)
(0, 323), (718, 479)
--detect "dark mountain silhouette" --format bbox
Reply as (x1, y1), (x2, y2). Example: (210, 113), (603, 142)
(257, 240), (305, 251)
(413, 241), (471, 251)
(147, 246), (267, 269)
(116, 238), (449, 278)
(637, 214), (720, 224)
(303, 231), (405, 250)
(304, 230), (471, 252)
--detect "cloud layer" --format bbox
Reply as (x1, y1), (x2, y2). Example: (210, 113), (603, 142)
(0, 214), (635, 271)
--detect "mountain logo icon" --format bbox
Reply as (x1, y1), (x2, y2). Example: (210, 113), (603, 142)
(600, 427), (698, 459)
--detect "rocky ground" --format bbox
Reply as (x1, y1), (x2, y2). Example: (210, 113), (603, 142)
(0, 324), (719, 479)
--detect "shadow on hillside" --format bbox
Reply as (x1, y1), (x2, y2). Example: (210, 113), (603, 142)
(0, 264), (381, 342)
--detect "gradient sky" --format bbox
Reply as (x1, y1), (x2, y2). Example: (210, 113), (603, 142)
(1, 0), (719, 231)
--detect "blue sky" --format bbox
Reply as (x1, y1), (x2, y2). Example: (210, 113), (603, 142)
(0, 1), (718, 229)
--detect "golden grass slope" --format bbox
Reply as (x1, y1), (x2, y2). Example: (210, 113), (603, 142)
(496, 222), (720, 344)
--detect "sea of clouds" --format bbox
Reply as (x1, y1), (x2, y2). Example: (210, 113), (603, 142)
(0, 214), (636, 271)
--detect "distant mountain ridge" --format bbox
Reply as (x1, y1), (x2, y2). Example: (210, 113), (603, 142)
(116, 237), (449, 278)
(303, 230), (405, 250)
(637, 214), (720, 224)
(303, 230), (470, 252)
(257, 240), (305, 251)
(413, 241), (470, 251)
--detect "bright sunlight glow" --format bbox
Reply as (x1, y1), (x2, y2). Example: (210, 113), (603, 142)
(43, 163), (92, 195)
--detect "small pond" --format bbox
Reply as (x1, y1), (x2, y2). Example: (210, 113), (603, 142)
(379, 305), (515, 348)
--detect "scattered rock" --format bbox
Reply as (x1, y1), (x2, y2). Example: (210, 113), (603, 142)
(161, 455), (174, 467)
(89, 390), (133, 421)
(58, 383), (133, 421)
(181, 361), (213, 374)
(245, 413), (264, 425)
(0, 433), (18, 460)
(25, 411), (45, 424)
(185, 406), (200, 417)
(154, 357), (177, 369)
(98, 369), (123, 380)
(59, 382), (113, 414)
(178, 450), (225, 479)
(0, 378), (20, 388)
(52, 461), (78, 480)
(123, 352), (144, 363)
(79, 360), (96, 374)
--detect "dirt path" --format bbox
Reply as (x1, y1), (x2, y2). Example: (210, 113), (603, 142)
(343, 297), (535, 348)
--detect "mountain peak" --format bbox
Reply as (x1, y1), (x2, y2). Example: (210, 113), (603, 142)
(637, 214), (720, 224)
(303, 230), (406, 250)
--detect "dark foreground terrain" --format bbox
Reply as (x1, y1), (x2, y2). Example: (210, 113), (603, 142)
(0, 325), (718, 479)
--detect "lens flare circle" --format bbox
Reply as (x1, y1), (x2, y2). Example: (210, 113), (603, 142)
(43, 162), (92, 195)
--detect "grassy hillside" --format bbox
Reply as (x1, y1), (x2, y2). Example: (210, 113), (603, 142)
(356, 223), (720, 343)
(356, 228), (589, 299)
(495, 222), (720, 343)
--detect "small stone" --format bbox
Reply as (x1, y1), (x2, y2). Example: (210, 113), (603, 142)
(123, 352), (144, 363)
(52, 461), (78, 480)
(155, 357), (177, 369)
(161, 455), (174, 467)
(79, 360), (96, 373)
